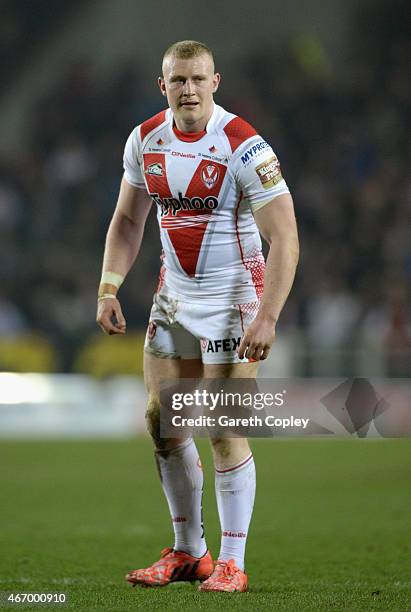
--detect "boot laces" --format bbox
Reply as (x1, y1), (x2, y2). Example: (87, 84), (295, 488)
(217, 559), (237, 580)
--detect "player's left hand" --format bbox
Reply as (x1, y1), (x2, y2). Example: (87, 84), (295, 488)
(238, 316), (276, 361)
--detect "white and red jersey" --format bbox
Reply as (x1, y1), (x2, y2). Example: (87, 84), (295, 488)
(123, 103), (290, 304)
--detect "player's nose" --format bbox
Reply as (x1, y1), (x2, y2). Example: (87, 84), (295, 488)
(182, 79), (195, 95)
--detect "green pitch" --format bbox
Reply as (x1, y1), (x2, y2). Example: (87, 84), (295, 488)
(1, 438), (410, 611)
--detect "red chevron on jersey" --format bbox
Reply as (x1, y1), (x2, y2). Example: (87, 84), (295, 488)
(140, 110), (167, 142)
(144, 153), (172, 199)
(160, 159), (227, 276)
(186, 160), (226, 199)
(223, 117), (257, 153)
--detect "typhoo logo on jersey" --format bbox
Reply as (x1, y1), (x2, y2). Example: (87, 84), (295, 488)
(151, 192), (219, 217)
(200, 337), (241, 353)
(240, 140), (271, 165)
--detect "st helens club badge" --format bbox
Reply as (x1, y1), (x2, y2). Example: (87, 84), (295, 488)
(201, 164), (219, 189)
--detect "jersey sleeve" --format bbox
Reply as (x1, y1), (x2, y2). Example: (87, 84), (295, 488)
(123, 127), (146, 189)
(232, 135), (290, 212)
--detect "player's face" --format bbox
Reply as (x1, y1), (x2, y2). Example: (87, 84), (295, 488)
(159, 54), (220, 132)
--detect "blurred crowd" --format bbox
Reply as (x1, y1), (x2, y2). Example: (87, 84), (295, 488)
(0, 2), (410, 374)
(0, 0), (82, 87)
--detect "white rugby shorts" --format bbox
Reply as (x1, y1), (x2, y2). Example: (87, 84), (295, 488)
(144, 291), (259, 364)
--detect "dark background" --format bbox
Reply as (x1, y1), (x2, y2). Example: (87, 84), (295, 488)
(0, 0), (409, 376)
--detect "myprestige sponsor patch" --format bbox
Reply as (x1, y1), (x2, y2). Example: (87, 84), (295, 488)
(255, 156), (282, 189)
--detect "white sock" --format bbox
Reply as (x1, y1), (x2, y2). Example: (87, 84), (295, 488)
(215, 453), (256, 571)
(155, 439), (207, 558)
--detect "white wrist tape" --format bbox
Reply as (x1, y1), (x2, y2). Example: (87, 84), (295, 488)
(100, 271), (125, 288)
(98, 293), (118, 301)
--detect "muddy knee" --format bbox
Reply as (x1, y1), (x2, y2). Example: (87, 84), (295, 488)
(210, 437), (233, 459)
(146, 393), (189, 450)
(210, 437), (250, 466)
(145, 395), (162, 442)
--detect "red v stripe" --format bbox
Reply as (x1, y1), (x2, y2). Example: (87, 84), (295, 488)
(143, 154), (227, 277)
(185, 159), (226, 200)
(166, 160), (227, 276)
(144, 153), (172, 198)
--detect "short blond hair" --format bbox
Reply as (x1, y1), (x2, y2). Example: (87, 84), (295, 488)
(162, 40), (214, 69)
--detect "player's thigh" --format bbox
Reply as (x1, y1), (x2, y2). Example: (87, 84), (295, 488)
(144, 353), (203, 447)
(144, 352), (203, 395)
(204, 361), (258, 463)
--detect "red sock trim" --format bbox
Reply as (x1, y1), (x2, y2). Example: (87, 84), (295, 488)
(215, 453), (253, 474)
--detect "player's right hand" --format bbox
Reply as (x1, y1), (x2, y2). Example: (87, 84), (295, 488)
(96, 297), (127, 335)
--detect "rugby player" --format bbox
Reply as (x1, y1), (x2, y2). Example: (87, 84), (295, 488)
(96, 40), (299, 592)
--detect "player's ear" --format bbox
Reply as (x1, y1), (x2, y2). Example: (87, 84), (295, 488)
(212, 73), (221, 93)
(158, 77), (167, 96)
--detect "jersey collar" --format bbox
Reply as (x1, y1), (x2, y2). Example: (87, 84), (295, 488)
(170, 103), (217, 142)
(172, 125), (206, 142)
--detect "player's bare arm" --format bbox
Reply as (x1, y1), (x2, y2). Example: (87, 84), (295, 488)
(97, 178), (152, 335)
(238, 193), (299, 361)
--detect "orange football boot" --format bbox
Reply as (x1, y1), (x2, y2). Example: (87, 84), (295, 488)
(126, 547), (213, 587)
(198, 559), (248, 592)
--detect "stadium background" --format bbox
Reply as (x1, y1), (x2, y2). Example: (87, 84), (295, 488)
(1, 0), (410, 378)
(0, 1), (410, 610)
